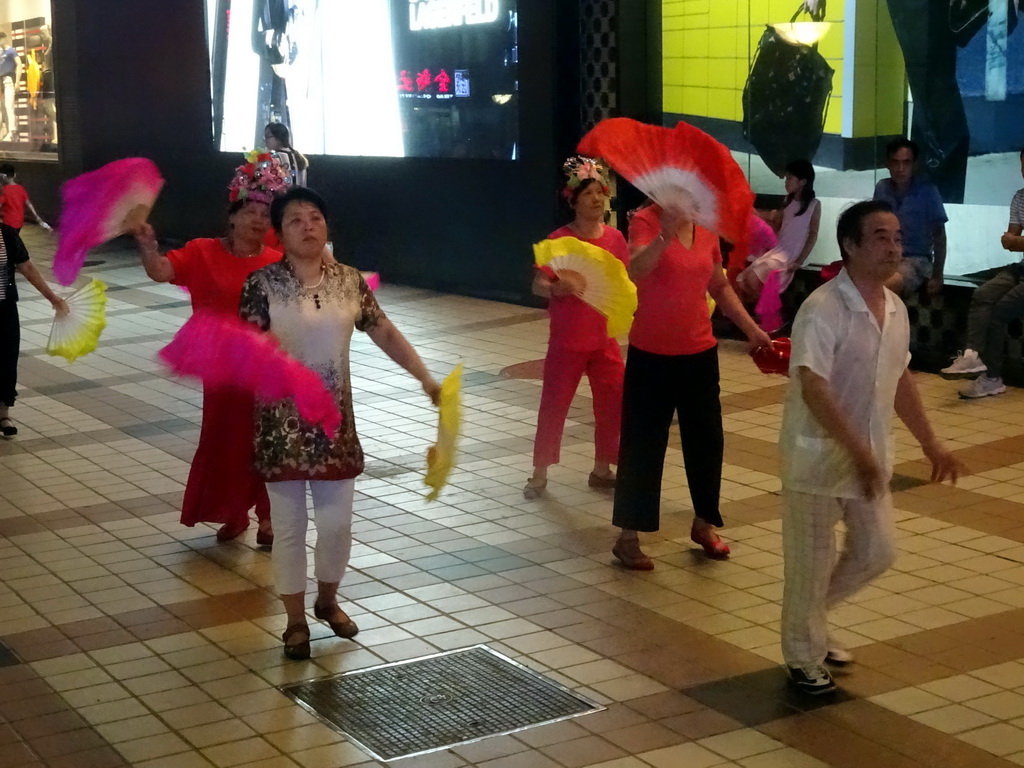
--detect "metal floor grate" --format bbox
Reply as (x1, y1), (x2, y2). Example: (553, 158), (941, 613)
(280, 645), (604, 761)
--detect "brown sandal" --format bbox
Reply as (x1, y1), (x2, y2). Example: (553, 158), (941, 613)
(612, 541), (654, 571)
(523, 477), (547, 500)
(588, 472), (616, 489)
(282, 623), (311, 660)
(313, 602), (359, 639)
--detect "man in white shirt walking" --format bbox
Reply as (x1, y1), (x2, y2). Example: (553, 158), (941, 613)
(780, 200), (966, 695)
(941, 150), (1024, 398)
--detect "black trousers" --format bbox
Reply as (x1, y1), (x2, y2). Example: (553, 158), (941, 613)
(0, 299), (19, 407)
(612, 345), (725, 532)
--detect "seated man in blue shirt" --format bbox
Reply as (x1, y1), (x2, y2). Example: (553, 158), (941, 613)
(873, 138), (948, 296)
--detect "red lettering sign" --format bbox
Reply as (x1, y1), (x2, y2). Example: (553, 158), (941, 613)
(434, 69), (451, 93)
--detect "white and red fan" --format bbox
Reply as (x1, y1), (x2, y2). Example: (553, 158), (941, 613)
(53, 158), (164, 285)
(578, 118), (755, 254)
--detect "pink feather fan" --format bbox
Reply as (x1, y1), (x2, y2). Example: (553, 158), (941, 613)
(159, 312), (342, 435)
(53, 158), (164, 285)
(755, 269), (786, 334)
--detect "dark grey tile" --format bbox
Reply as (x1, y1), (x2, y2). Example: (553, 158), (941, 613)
(0, 640), (21, 667)
(682, 667), (853, 727)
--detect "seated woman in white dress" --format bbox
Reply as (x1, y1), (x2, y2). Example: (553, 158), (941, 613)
(737, 160), (821, 303)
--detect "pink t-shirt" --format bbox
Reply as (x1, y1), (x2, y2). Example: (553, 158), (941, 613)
(628, 206), (720, 356)
(545, 224), (630, 352)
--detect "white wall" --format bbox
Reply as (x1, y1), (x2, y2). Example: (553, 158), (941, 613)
(0, 0), (50, 24)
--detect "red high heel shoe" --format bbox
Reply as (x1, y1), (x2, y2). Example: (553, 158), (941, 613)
(691, 522), (730, 559)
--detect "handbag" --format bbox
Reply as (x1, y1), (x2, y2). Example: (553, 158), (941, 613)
(742, 2), (834, 176)
(949, 0), (1018, 47)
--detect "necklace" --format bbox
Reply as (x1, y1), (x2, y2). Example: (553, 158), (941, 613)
(301, 268), (326, 290)
(300, 265), (326, 310)
(223, 238), (262, 258)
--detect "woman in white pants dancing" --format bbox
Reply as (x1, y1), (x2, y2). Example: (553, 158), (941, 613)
(241, 187), (440, 660)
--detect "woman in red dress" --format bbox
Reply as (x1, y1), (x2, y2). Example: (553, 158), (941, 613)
(131, 155), (289, 544)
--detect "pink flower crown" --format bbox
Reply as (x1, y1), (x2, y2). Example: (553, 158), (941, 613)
(228, 150), (291, 204)
(562, 155), (611, 200)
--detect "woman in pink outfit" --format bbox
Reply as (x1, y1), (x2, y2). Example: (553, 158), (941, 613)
(133, 154), (290, 545)
(525, 157), (629, 498)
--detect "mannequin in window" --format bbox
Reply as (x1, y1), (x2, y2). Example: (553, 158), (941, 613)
(0, 33), (22, 143)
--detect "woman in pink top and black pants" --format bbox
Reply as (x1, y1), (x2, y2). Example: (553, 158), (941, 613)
(526, 157), (628, 496)
(612, 204), (771, 569)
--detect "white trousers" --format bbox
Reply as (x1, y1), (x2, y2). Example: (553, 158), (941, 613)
(267, 479), (355, 596)
(781, 489), (897, 668)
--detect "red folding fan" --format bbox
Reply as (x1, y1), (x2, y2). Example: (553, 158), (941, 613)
(578, 118), (755, 255)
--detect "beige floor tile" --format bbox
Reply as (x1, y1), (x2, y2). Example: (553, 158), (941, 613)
(288, 741), (373, 768)
(974, 662), (1024, 689)
(959, 723), (1024, 756)
(136, 753), (217, 768)
(116, 732), (194, 763)
(639, 742), (731, 768)
(870, 688), (950, 715)
(911, 703), (997, 734)
(698, 729), (785, 760)
(202, 737), (282, 767)
(263, 723), (343, 752)
(737, 748), (830, 768)
(920, 675), (1002, 702)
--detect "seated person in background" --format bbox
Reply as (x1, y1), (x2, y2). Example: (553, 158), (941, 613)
(873, 138), (948, 296)
(940, 150), (1024, 400)
(736, 159), (820, 304)
(725, 212), (778, 288)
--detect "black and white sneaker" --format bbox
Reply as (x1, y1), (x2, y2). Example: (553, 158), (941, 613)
(788, 664), (836, 695)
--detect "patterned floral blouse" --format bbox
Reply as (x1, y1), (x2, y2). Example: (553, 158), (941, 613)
(239, 259), (383, 481)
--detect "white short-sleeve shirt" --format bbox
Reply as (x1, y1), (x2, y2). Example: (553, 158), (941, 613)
(780, 268), (911, 499)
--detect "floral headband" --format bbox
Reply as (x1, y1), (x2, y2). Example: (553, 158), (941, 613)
(228, 150), (291, 204)
(562, 155), (610, 200)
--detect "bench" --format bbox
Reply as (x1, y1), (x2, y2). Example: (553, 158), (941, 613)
(782, 267), (1024, 387)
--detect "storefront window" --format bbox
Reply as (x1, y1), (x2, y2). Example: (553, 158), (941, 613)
(205, 0), (519, 160)
(0, 1), (56, 161)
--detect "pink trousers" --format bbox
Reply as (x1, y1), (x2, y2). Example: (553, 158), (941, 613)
(533, 339), (624, 468)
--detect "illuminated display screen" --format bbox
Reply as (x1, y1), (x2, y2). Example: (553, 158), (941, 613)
(206, 0), (519, 159)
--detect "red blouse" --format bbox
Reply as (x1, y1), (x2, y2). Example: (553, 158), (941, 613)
(166, 238), (281, 314)
(545, 224), (630, 352)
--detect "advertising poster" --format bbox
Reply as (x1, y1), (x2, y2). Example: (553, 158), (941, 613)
(663, 0), (1024, 274)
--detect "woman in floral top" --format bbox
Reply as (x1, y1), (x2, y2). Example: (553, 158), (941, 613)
(240, 187), (440, 660)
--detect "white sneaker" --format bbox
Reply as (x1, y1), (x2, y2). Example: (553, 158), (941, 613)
(825, 647), (854, 666)
(959, 375), (1007, 399)
(788, 664), (836, 695)
(940, 349), (986, 379)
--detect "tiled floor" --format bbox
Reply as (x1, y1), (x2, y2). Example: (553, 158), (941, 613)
(6, 227), (1024, 766)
